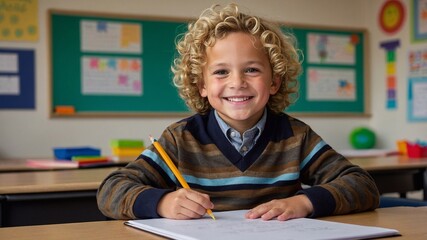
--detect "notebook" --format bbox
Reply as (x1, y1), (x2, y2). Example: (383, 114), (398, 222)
(124, 210), (400, 240)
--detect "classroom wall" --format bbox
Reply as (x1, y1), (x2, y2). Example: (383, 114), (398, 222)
(0, 0), (425, 158)
(363, 0), (427, 149)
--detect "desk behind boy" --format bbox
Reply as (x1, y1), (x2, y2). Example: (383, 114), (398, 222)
(350, 156), (427, 200)
(0, 167), (116, 227)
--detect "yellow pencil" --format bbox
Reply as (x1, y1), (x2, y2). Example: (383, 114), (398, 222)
(149, 135), (216, 220)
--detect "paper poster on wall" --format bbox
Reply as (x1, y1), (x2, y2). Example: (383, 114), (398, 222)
(408, 48), (427, 76)
(0, 0), (38, 41)
(0, 76), (19, 95)
(80, 20), (142, 53)
(412, 0), (427, 42)
(0, 52), (20, 95)
(0, 53), (18, 72)
(408, 48), (427, 121)
(81, 56), (142, 96)
(307, 67), (356, 101)
(408, 77), (427, 121)
(378, 0), (405, 34)
(307, 33), (356, 65)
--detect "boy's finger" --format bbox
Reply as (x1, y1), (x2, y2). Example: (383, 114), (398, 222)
(185, 190), (214, 209)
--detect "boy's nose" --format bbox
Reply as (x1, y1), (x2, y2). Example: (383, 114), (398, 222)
(229, 73), (247, 88)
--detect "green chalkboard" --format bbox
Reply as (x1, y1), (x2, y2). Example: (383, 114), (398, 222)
(49, 10), (190, 117)
(285, 25), (367, 116)
(49, 10), (367, 117)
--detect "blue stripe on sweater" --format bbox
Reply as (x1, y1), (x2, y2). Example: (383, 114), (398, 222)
(300, 140), (327, 170)
(145, 148), (301, 188)
(183, 172), (300, 187)
(143, 149), (178, 185)
(144, 149), (300, 188)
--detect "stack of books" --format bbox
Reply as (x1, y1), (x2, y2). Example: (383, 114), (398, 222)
(110, 139), (144, 162)
(71, 155), (112, 167)
(53, 146), (114, 168)
(27, 156), (114, 169)
(53, 147), (101, 160)
(27, 147), (113, 169)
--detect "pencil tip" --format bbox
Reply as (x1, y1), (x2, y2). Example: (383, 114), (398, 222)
(207, 210), (216, 220)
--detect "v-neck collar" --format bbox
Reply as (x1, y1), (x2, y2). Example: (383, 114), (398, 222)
(205, 109), (294, 171)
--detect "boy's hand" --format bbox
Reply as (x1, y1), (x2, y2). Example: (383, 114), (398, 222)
(157, 188), (214, 219)
(245, 194), (313, 221)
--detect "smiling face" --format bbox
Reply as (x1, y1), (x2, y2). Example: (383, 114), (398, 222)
(199, 32), (281, 133)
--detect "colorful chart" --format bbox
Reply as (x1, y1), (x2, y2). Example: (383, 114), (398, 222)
(380, 40), (400, 109)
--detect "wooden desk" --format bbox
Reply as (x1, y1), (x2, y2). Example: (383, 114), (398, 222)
(0, 168), (117, 227)
(350, 156), (427, 200)
(0, 207), (425, 239)
(0, 159), (45, 172)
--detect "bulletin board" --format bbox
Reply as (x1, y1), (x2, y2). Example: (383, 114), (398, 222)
(284, 24), (368, 116)
(49, 10), (190, 117)
(49, 9), (368, 117)
(0, 48), (35, 109)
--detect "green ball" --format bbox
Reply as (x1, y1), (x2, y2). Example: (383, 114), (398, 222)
(350, 127), (376, 149)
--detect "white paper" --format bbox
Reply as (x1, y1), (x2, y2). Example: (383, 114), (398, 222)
(0, 75), (20, 95)
(0, 53), (18, 72)
(339, 149), (398, 158)
(307, 33), (355, 65)
(125, 210), (399, 240)
(80, 20), (142, 53)
(81, 56), (142, 96)
(307, 67), (356, 101)
(412, 80), (427, 118)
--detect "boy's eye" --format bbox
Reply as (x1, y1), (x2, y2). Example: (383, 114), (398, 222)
(213, 69), (228, 75)
(245, 68), (259, 73)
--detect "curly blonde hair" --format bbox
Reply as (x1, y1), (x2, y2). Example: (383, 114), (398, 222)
(172, 3), (301, 114)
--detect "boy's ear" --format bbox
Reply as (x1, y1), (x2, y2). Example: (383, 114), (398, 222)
(269, 75), (281, 95)
(198, 81), (208, 97)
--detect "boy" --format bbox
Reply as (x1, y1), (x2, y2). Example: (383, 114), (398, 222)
(97, 3), (379, 221)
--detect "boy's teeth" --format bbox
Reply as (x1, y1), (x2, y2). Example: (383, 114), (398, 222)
(227, 97), (249, 102)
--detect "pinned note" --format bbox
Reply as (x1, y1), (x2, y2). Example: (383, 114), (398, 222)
(55, 105), (75, 115)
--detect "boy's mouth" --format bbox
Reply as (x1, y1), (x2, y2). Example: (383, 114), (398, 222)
(224, 96), (253, 102)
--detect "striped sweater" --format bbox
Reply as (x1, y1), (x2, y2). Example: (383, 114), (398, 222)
(97, 109), (379, 219)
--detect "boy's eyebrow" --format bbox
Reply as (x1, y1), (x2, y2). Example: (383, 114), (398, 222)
(205, 63), (227, 72)
(207, 61), (265, 69)
(245, 60), (266, 66)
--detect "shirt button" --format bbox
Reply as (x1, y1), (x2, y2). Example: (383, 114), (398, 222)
(230, 131), (236, 137)
(241, 146), (248, 152)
